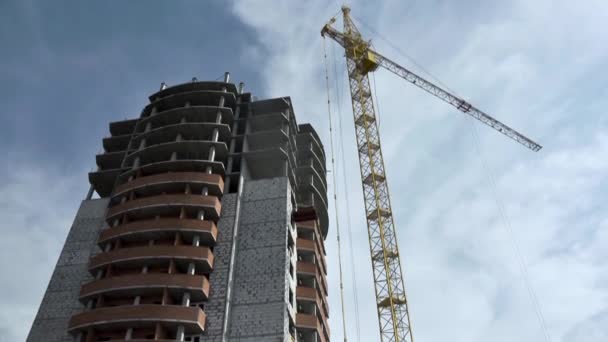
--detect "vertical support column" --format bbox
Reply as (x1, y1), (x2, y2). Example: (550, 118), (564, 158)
(221, 175), (245, 342)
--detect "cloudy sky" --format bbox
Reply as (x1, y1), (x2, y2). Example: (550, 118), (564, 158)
(1, 0), (607, 341)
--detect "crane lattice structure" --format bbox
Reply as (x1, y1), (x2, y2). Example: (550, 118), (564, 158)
(322, 6), (542, 342)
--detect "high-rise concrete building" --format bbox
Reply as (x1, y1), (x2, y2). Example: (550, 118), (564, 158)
(27, 75), (330, 342)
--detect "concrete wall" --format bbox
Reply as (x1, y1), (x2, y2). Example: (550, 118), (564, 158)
(27, 198), (109, 342)
(225, 177), (293, 342)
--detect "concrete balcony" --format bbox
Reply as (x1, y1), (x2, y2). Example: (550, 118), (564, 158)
(297, 286), (329, 322)
(142, 90), (236, 117)
(113, 172), (224, 198)
(98, 218), (217, 246)
(137, 107), (234, 134)
(103, 134), (131, 153)
(296, 223), (326, 257)
(89, 168), (127, 197)
(295, 313), (327, 342)
(148, 81), (238, 102)
(131, 122), (231, 148)
(68, 305), (206, 335)
(119, 160), (226, 183)
(297, 261), (328, 298)
(297, 238), (327, 275)
(89, 245), (214, 273)
(124, 140), (229, 167)
(96, 150), (127, 171)
(109, 119), (138, 136)
(80, 274), (210, 302)
(105, 194), (221, 222)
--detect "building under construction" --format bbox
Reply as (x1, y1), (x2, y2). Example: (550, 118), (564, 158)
(27, 74), (330, 342)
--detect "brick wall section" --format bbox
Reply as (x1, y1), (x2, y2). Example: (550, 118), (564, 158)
(26, 198), (109, 342)
(222, 177), (293, 342)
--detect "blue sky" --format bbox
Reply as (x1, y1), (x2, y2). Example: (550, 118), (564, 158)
(1, 0), (608, 341)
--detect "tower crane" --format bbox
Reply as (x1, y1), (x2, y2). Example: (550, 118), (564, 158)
(321, 6), (542, 342)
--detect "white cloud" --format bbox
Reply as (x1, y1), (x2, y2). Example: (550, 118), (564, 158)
(230, 0), (608, 341)
(0, 155), (88, 341)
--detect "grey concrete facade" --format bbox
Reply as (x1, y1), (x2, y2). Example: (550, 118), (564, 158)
(27, 198), (109, 342)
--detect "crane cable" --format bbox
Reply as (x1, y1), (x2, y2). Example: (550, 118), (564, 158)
(323, 36), (349, 342)
(331, 40), (363, 341)
(468, 120), (553, 342)
(355, 15), (553, 342)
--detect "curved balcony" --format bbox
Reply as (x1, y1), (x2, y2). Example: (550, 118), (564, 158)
(106, 194), (221, 222)
(297, 181), (329, 238)
(137, 107), (234, 133)
(119, 160), (226, 183)
(110, 119), (137, 136)
(142, 91), (236, 117)
(80, 273), (210, 302)
(297, 286), (329, 321)
(89, 168), (126, 197)
(132, 122), (231, 148)
(89, 245), (214, 273)
(297, 261), (327, 298)
(113, 172), (224, 198)
(124, 141), (229, 167)
(96, 150), (127, 171)
(149, 81), (238, 102)
(99, 218), (217, 246)
(296, 313), (327, 342)
(297, 238), (326, 275)
(295, 219), (326, 256)
(68, 305), (205, 335)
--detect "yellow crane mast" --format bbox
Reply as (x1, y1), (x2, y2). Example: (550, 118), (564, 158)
(321, 6), (542, 342)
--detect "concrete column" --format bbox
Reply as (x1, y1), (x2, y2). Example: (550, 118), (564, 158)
(138, 138), (146, 150)
(187, 263), (196, 275)
(192, 235), (200, 247)
(192, 77), (198, 82)
(85, 299), (94, 310)
(113, 219), (120, 227)
(180, 117), (187, 124)
(208, 147), (216, 162)
(218, 97), (225, 108)
(131, 157), (140, 170)
(201, 186), (208, 196)
(176, 133), (183, 142)
(142, 265), (148, 274)
(184, 101), (191, 108)
(85, 185), (95, 200)
(133, 296), (141, 305)
(124, 328), (133, 340)
(104, 243), (112, 252)
(197, 210), (205, 220)
(160, 82), (167, 90)
(205, 166), (213, 174)
(95, 269), (104, 280)
(185, 184), (192, 195)
(181, 292), (191, 306)
(215, 111), (222, 124)
(238, 82), (245, 94)
(170, 151), (177, 161)
(176, 326), (185, 341)
(223, 72), (230, 83)
(211, 128), (219, 142)
(145, 122), (152, 132)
